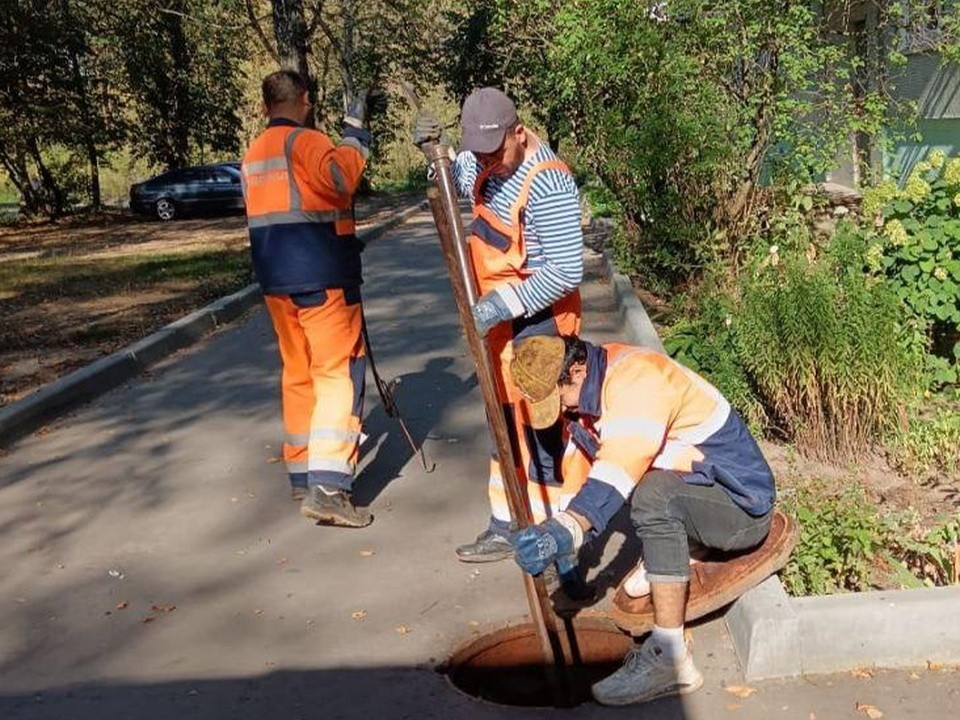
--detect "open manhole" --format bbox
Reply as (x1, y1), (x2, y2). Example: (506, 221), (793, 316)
(441, 617), (635, 708)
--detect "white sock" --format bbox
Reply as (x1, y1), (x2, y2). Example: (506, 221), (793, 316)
(652, 625), (686, 663)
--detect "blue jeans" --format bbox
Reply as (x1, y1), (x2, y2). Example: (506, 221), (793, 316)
(630, 470), (772, 584)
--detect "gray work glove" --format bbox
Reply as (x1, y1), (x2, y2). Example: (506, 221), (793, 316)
(344, 88), (371, 128)
(413, 111), (443, 147)
(472, 285), (525, 337)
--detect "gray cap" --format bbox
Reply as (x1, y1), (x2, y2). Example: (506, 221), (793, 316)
(459, 87), (518, 154)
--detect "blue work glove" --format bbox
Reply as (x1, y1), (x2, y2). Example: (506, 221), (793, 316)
(512, 512), (583, 576)
(472, 285), (524, 338)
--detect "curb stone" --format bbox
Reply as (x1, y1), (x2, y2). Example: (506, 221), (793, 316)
(596, 228), (960, 681)
(0, 200), (426, 448)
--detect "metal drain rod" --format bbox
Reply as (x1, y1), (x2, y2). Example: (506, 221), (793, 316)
(423, 152), (578, 706)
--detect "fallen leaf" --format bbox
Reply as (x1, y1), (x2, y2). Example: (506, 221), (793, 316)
(851, 668), (873, 679)
(351, 610), (367, 620)
(142, 616), (155, 623)
(116, 601), (129, 610)
(266, 456), (281, 463)
(927, 660), (943, 671)
(254, 609), (265, 617)
(468, 620), (480, 627)
(856, 703), (883, 719)
(908, 672), (920, 681)
(359, 550), (375, 557)
(725, 685), (757, 699)
(151, 603), (176, 613)
(396, 625), (410, 635)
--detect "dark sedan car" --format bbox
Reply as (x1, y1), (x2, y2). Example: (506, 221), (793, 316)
(129, 162), (245, 221)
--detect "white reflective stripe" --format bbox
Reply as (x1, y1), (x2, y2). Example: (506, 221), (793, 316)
(243, 157), (289, 174)
(308, 458), (354, 475)
(601, 417), (667, 440)
(495, 284), (525, 317)
(328, 159), (348, 194)
(654, 440), (694, 467)
(673, 395), (731, 446)
(309, 428), (360, 444)
(590, 460), (636, 498)
(339, 136), (369, 160)
(285, 433), (309, 447)
(247, 209), (352, 228)
(286, 460), (308, 474)
(284, 128), (307, 210)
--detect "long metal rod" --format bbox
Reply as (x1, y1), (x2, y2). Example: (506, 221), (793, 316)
(424, 151), (576, 705)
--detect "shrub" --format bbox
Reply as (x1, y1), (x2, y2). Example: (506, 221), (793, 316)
(888, 406), (960, 481)
(863, 150), (960, 386)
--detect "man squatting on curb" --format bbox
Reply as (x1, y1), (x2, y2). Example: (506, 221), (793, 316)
(509, 334), (777, 705)
(414, 87), (587, 562)
(241, 70), (375, 528)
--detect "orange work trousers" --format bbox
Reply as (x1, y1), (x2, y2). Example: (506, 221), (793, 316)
(264, 288), (366, 492)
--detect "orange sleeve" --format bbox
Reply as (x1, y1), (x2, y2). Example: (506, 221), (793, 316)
(294, 130), (367, 202)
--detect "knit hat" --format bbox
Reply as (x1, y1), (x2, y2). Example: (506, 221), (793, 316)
(459, 87), (519, 154)
(511, 336), (566, 429)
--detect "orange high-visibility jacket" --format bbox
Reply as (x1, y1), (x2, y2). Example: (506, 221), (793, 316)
(241, 119), (369, 295)
(562, 342), (776, 534)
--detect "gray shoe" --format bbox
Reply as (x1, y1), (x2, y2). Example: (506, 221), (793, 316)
(300, 486), (373, 528)
(591, 635), (703, 706)
(454, 530), (514, 563)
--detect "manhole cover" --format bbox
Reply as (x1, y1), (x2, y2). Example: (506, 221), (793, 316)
(441, 617), (633, 708)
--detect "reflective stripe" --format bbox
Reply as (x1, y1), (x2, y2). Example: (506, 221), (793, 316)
(590, 460), (636, 498)
(243, 157), (289, 174)
(602, 418), (668, 440)
(286, 460), (309, 474)
(328, 159), (348, 194)
(247, 209), (353, 228)
(309, 428), (360, 444)
(339, 136), (369, 160)
(284, 128), (307, 210)
(308, 458), (354, 475)
(285, 432), (310, 447)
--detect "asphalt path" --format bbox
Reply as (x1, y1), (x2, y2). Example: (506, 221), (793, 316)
(0, 209), (956, 719)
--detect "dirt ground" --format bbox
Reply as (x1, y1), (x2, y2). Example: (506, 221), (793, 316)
(0, 193), (419, 406)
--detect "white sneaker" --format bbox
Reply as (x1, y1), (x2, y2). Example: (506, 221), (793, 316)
(591, 635), (704, 706)
(624, 557), (701, 598)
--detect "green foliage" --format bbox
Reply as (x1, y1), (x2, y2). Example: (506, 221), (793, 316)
(780, 484), (887, 595)
(863, 150), (960, 386)
(888, 406), (960, 480)
(780, 484), (960, 595)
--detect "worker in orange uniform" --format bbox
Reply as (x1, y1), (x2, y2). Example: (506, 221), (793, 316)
(241, 70), (373, 527)
(508, 334), (776, 705)
(414, 88), (584, 561)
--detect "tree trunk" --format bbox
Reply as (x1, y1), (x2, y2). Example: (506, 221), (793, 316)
(271, 0), (316, 127)
(167, 1), (192, 168)
(27, 139), (65, 218)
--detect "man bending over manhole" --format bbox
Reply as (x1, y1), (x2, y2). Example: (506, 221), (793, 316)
(508, 334), (777, 706)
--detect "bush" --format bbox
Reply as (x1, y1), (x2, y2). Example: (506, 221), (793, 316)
(888, 405), (960, 481)
(863, 150), (960, 386)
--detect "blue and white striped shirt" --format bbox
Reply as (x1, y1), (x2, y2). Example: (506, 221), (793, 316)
(452, 142), (583, 314)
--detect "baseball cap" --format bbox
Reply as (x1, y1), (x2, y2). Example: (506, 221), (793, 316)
(511, 336), (566, 430)
(459, 87), (519, 155)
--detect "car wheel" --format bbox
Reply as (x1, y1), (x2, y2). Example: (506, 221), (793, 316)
(154, 197), (176, 221)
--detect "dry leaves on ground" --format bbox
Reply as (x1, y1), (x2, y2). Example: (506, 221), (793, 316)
(856, 702), (883, 719)
(725, 685), (758, 699)
(851, 668), (874, 679)
(351, 610), (367, 620)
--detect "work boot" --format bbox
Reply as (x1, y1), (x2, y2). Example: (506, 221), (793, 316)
(300, 486), (373, 528)
(291, 485), (308, 502)
(591, 635), (703, 706)
(454, 530), (514, 563)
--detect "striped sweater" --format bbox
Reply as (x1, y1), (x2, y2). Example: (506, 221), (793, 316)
(452, 143), (584, 314)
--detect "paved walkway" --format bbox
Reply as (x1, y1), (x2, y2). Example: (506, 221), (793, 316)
(0, 208), (956, 719)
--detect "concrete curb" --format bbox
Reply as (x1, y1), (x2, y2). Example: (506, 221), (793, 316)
(0, 200), (426, 448)
(596, 227), (960, 681)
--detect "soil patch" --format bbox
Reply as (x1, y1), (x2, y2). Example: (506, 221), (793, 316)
(0, 192), (420, 406)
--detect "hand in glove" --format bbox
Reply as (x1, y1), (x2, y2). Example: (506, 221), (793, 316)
(344, 88), (371, 128)
(512, 512), (584, 576)
(472, 285), (524, 337)
(413, 111), (443, 147)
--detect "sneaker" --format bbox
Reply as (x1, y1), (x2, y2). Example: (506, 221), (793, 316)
(454, 530), (514, 563)
(591, 635), (704, 706)
(624, 557), (701, 598)
(300, 486), (373, 528)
